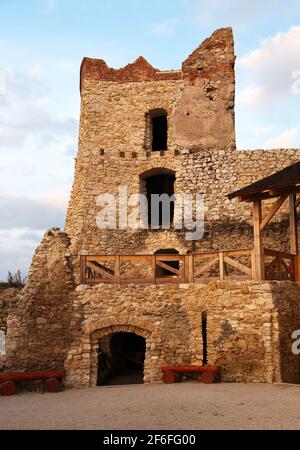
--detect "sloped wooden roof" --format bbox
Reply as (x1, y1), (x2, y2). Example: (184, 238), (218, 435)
(228, 161), (300, 201)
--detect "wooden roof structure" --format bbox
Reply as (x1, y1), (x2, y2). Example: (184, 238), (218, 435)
(228, 161), (300, 202)
(228, 161), (300, 281)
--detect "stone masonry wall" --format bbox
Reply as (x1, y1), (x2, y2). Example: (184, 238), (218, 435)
(65, 144), (300, 283)
(0, 288), (20, 370)
(2, 229), (74, 372)
(65, 26), (300, 285)
(271, 282), (300, 384)
(0, 288), (19, 333)
(65, 280), (299, 388)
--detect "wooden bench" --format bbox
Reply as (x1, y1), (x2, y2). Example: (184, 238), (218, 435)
(0, 370), (65, 396)
(161, 365), (221, 384)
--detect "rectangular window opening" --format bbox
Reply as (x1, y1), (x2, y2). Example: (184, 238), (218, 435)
(152, 115), (167, 152)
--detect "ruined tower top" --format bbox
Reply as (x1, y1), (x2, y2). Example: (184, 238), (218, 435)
(65, 27), (236, 260)
(79, 27), (236, 151)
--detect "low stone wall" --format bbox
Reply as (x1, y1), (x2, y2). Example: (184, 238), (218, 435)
(0, 288), (19, 331)
(2, 229), (74, 372)
(0, 288), (20, 370)
(65, 280), (299, 388)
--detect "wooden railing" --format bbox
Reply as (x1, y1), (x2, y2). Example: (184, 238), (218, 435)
(264, 248), (297, 281)
(80, 249), (258, 285)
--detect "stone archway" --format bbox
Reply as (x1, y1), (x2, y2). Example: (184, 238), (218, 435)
(90, 324), (153, 387)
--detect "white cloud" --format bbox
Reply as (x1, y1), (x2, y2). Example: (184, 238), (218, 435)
(264, 127), (299, 149)
(41, 185), (72, 209)
(0, 228), (44, 280)
(150, 18), (179, 36)
(27, 63), (43, 79)
(0, 67), (77, 200)
(238, 26), (300, 103)
(0, 191), (68, 279)
(0, 66), (76, 278)
(0, 67), (77, 149)
(0, 194), (65, 230)
(236, 85), (265, 106)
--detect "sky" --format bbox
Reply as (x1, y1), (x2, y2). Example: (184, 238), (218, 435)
(0, 0), (300, 279)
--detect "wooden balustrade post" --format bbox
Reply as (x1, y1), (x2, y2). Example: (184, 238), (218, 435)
(251, 250), (256, 281)
(115, 256), (120, 285)
(295, 256), (300, 283)
(253, 200), (265, 281)
(219, 252), (225, 281)
(289, 194), (298, 256)
(188, 254), (194, 284)
(184, 255), (189, 283)
(152, 255), (156, 284)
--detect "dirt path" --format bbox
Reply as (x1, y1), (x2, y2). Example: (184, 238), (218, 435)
(1, 383), (300, 430)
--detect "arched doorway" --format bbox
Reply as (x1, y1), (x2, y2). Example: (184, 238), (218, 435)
(97, 332), (146, 386)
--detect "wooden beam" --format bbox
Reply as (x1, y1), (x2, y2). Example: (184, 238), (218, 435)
(223, 249), (253, 257)
(296, 195), (300, 209)
(86, 261), (114, 279)
(193, 251), (220, 259)
(219, 252), (225, 281)
(155, 255), (184, 262)
(87, 255), (116, 262)
(251, 250), (256, 280)
(114, 256), (120, 284)
(184, 255), (189, 283)
(188, 255), (194, 284)
(264, 248), (295, 259)
(295, 256), (300, 282)
(194, 257), (219, 278)
(120, 255), (152, 261)
(238, 185), (300, 203)
(260, 195), (288, 232)
(270, 185), (300, 197)
(224, 256), (251, 276)
(156, 260), (181, 276)
(289, 194), (298, 255)
(152, 255), (156, 284)
(253, 200), (265, 281)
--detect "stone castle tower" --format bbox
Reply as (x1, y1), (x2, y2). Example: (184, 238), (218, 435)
(65, 27), (235, 280)
(1, 28), (300, 388)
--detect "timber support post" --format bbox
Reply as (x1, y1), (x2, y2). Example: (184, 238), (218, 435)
(253, 200), (265, 281)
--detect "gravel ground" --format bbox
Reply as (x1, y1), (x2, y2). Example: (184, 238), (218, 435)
(1, 383), (300, 430)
